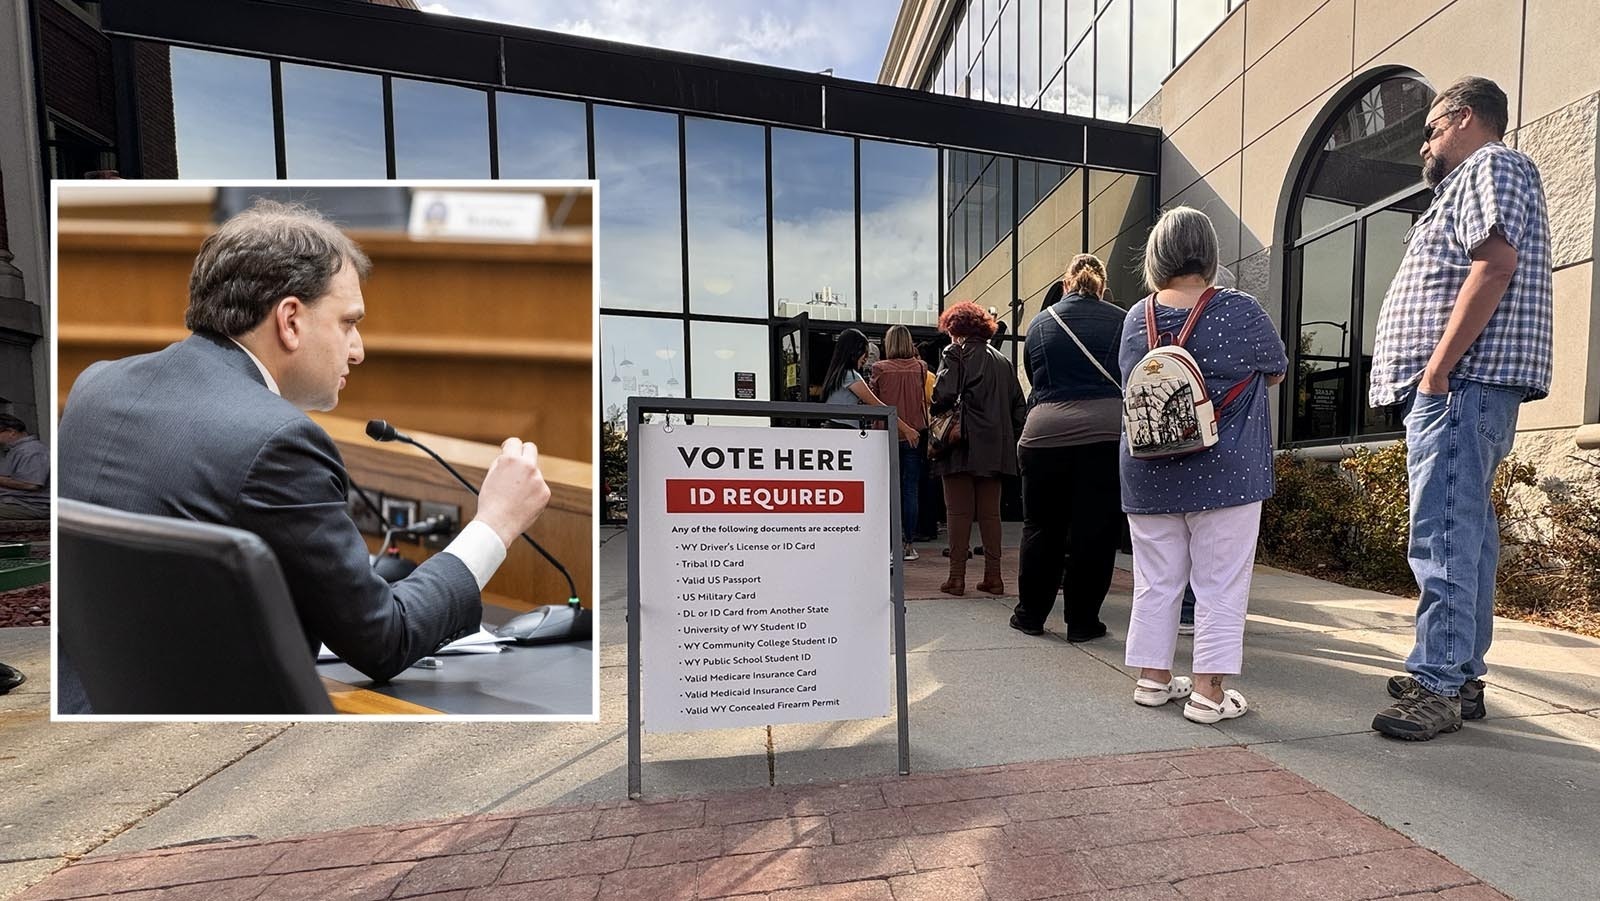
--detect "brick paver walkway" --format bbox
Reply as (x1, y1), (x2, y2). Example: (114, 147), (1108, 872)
(16, 747), (1507, 901)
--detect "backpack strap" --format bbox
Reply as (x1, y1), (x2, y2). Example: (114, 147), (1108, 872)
(1144, 286), (1221, 350)
(1175, 287), (1221, 347)
(1218, 375), (1255, 410)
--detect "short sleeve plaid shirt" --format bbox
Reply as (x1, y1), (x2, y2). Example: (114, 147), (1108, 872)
(1368, 142), (1553, 406)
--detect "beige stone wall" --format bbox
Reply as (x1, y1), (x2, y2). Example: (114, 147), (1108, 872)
(1156, 0), (1600, 435)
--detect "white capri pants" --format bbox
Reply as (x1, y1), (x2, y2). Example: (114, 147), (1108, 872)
(1124, 501), (1262, 675)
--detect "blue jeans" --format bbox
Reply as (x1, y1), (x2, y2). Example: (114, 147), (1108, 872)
(1404, 378), (1522, 696)
(899, 440), (922, 545)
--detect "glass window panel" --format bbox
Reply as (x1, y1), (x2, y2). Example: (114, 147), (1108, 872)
(984, 0), (1000, 38)
(1093, 214), (1150, 306)
(772, 128), (856, 318)
(392, 78), (489, 178)
(1088, 171), (1152, 250)
(1131, 0), (1173, 113)
(1001, 0), (1019, 106)
(496, 93), (589, 179)
(1018, 160), (1038, 214)
(168, 48), (276, 177)
(965, 192), (983, 279)
(280, 63), (385, 178)
(1359, 204), (1421, 435)
(600, 315), (686, 427)
(983, 35), (1001, 103)
(980, 159), (998, 252)
(689, 321), (771, 425)
(1096, 0), (1130, 120)
(595, 105), (683, 313)
(1176, 0), (1227, 63)
(1065, 40), (1094, 117)
(1041, 67), (1065, 113)
(1068, 0), (1095, 49)
(956, 10), (970, 91)
(1291, 226), (1356, 441)
(1042, 0), (1065, 77)
(861, 140), (939, 323)
(998, 156), (1015, 243)
(1299, 77), (1434, 235)
(685, 117), (767, 318)
(1020, 0), (1040, 106)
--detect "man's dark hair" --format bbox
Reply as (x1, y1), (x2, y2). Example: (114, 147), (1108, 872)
(185, 199), (372, 337)
(0, 414), (29, 434)
(1435, 76), (1509, 138)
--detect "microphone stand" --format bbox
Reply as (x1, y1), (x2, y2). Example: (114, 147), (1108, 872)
(366, 420), (580, 606)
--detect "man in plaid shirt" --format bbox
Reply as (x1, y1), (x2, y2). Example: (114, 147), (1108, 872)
(1369, 77), (1553, 741)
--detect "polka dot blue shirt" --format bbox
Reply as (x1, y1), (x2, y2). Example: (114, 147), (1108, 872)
(1117, 290), (1289, 515)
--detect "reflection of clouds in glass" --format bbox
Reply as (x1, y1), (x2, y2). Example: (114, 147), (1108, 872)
(1131, 0), (1172, 110)
(596, 106), (682, 313)
(861, 142), (937, 313)
(1065, 49), (1093, 117)
(281, 64), (386, 178)
(392, 79), (489, 177)
(687, 118), (767, 318)
(601, 315), (684, 427)
(169, 49), (276, 178)
(690, 321), (769, 426)
(773, 129), (854, 314)
(497, 93), (588, 179)
(1095, 0), (1130, 120)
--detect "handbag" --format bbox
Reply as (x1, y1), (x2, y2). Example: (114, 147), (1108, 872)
(926, 354), (964, 460)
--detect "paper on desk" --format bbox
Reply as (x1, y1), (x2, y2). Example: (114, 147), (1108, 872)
(316, 626), (512, 662)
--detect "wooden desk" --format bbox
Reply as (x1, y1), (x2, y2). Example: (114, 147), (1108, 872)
(323, 677), (440, 714)
(314, 414), (593, 612)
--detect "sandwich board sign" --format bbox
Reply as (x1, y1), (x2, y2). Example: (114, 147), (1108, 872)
(626, 398), (909, 797)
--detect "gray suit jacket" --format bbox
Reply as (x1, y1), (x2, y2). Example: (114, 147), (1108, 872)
(59, 332), (481, 684)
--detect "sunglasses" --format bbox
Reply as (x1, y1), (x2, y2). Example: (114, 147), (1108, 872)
(1422, 108), (1461, 143)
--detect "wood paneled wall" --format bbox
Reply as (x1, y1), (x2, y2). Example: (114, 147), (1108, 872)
(57, 218), (594, 462)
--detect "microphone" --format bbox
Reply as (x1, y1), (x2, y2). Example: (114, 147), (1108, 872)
(365, 420), (580, 605)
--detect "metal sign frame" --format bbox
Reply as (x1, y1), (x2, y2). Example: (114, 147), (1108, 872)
(626, 397), (910, 799)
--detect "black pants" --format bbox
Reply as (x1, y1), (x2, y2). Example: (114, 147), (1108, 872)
(1014, 441), (1122, 630)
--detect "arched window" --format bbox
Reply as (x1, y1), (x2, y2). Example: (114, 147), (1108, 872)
(1285, 74), (1435, 445)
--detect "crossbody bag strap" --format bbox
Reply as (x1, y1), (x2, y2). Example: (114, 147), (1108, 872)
(1046, 305), (1122, 390)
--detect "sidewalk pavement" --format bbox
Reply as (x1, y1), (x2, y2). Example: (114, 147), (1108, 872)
(3, 524), (1597, 900)
(11, 747), (1510, 901)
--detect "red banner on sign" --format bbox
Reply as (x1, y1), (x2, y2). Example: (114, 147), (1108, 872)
(665, 479), (865, 514)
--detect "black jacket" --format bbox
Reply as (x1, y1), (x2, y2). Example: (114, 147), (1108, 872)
(1023, 292), (1126, 404)
(930, 339), (1027, 477)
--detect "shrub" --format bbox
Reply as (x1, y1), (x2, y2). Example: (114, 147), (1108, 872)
(1260, 453), (1357, 573)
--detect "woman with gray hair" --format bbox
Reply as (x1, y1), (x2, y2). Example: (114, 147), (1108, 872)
(1117, 206), (1287, 723)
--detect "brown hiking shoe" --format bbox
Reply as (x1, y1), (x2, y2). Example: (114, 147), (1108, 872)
(1373, 683), (1462, 741)
(1388, 675), (1485, 720)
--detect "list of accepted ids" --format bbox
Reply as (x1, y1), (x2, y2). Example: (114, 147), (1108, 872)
(637, 424), (892, 733)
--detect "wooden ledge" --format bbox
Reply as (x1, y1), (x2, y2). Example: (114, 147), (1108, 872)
(57, 219), (591, 263)
(58, 324), (590, 365)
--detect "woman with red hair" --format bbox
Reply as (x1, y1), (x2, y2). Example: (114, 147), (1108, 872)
(930, 301), (1026, 596)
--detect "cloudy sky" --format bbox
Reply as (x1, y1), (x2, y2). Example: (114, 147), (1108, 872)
(416, 0), (902, 83)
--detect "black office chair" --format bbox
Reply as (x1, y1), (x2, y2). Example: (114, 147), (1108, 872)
(57, 499), (334, 715)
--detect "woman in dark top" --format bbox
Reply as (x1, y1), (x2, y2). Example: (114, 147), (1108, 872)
(1012, 254), (1126, 642)
(931, 302), (1027, 596)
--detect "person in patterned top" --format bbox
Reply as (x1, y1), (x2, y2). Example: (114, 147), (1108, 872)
(1369, 76), (1553, 742)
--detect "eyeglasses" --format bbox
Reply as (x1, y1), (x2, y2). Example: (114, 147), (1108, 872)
(1422, 108), (1462, 143)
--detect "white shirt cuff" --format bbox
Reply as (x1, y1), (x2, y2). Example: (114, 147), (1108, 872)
(441, 519), (507, 591)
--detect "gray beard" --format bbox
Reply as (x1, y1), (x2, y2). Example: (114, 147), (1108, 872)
(1424, 155), (1448, 188)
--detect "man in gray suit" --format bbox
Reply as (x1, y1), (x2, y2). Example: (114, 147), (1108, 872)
(58, 200), (551, 701)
